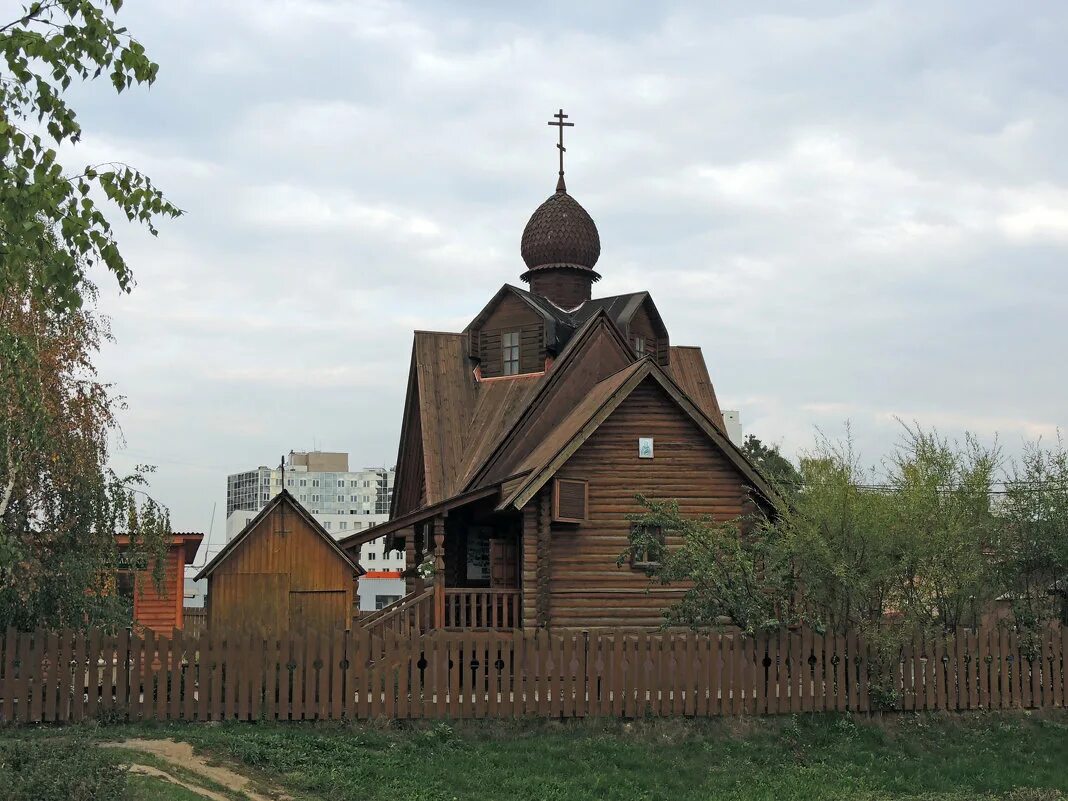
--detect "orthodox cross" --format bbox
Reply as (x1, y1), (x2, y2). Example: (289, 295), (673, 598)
(547, 108), (574, 189)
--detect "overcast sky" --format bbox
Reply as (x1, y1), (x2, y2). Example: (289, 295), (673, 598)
(65, 1), (1068, 548)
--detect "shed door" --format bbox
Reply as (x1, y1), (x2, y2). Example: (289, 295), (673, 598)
(209, 573), (289, 640)
(289, 590), (350, 635)
(489, 539), (517, 589)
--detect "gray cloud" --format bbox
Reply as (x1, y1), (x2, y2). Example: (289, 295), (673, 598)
(68, 0), (1068, 536)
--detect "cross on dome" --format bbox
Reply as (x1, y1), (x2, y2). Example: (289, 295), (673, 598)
(547, 108), (574, 192)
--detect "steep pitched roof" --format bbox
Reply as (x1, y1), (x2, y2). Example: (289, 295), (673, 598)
(667, 345), (724, 430)
(500, 359), (776, 511)
(389, 288), (746, 523)
(465, 309), (639, 490)
(194, 490), (363, 581)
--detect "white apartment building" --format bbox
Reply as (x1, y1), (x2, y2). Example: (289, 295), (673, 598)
(722, 410), (743, 446)
(224, 451), (405, 611)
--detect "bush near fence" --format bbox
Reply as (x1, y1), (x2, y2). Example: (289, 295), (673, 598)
(0, 624), (1065, 724)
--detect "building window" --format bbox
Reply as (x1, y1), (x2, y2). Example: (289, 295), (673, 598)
(312, 494), (320, 502)
(324, 521), (332, 530)
(634, 336), (645, 356)
(629, 524), (664, 569)
(287, 478), (293, 487)
(313, 479), (319, 487)
(338, 480), (345, 487)
(375, 595), (401, 610)
(367, 552), (376, 561)
(300, 494), (307, 501)
(339, 521), (348, 530)
(502, 331), (520, 375)
(299, 479), (307, 487)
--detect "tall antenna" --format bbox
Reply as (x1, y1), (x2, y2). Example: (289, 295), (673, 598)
(189, 501), (217, 567)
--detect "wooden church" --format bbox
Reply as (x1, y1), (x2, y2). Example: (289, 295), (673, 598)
(342, 111), (773, 632)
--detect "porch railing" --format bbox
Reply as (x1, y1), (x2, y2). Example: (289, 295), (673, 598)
(444, 589), (521, 630)
(359, 586), (522, 635)
(359, 586), (434, 638)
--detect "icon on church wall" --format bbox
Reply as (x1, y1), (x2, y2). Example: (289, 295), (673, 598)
(638, 437), (654, 459)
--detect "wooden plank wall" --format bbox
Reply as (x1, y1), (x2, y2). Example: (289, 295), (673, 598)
(1, 624), (1065, 723)
(476, 294), (545, 377)
(549, 378), (749, 628)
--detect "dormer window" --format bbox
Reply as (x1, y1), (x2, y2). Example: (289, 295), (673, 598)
(634, 336), (645, 357)
(503, 331), (520, 375)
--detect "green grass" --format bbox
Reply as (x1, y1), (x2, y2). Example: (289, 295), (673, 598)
(3, 712), (1067, 801)
(127, 774), (212, 801)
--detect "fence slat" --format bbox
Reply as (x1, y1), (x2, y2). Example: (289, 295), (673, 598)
(168, 630), (181, 720)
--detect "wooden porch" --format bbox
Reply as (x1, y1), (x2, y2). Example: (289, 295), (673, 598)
(359, 586), (521, 638)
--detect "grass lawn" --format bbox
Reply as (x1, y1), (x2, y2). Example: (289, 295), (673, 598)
(2, 711), (1067, 801)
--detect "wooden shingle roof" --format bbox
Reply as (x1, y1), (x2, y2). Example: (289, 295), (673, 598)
(382, 287), (761, 538)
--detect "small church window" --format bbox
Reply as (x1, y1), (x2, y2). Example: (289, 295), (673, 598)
(629, 524), (664, 569)
(502, 331), (520, 375)
(635, 336), (645, 356)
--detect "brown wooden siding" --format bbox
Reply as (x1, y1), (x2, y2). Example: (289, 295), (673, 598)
(521, 503), (538, 627)
(627, 301), (669, 367)
(207, 504), (356, 638)
(475, 294), (544, 377)
(545, 377), (748, 628)
(528, 270), (593, 309)
(132, 546), (183, 634)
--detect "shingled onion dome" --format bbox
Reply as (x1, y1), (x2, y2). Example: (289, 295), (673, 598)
(520, 176), (601, 309)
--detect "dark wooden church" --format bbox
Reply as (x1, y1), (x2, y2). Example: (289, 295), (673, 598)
(342, 112), (773, 632)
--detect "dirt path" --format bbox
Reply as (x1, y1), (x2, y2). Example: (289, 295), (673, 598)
(126, 763), (232, 801)
(103, 738), (294, 801)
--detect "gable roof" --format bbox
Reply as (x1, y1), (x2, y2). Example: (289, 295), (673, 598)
(464, 309), (639, 490)
(390, 286), (749, 523)
(666, 345), (724, 429)
(500, 358), (776, 511)
(194, 490), (364, 581)
(466, 284), (665, 355)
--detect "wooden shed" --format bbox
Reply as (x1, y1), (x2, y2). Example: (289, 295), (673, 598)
(195, 491), (364, 639)
(115, 531), (203, 634)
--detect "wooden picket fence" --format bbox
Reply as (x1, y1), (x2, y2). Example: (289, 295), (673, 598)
(1, 624), (1065, 724)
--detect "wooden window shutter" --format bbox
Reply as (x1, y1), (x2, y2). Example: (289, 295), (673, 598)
(552, 478), (588, 523)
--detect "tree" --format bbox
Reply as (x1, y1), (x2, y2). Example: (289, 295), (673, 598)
(0, 2), (177, 629)
(1, 0), (181, 311)
(740, 434), (802, 497)
(0, 278), (170, 630)
(619, 495), (793, 634)
(628, 424), (1007, 708)
(1000, 437), (1068, 640)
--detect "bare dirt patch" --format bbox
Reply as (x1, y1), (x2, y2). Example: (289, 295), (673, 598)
(104, 738), (294, 801)
(126, 762), (231, 801)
